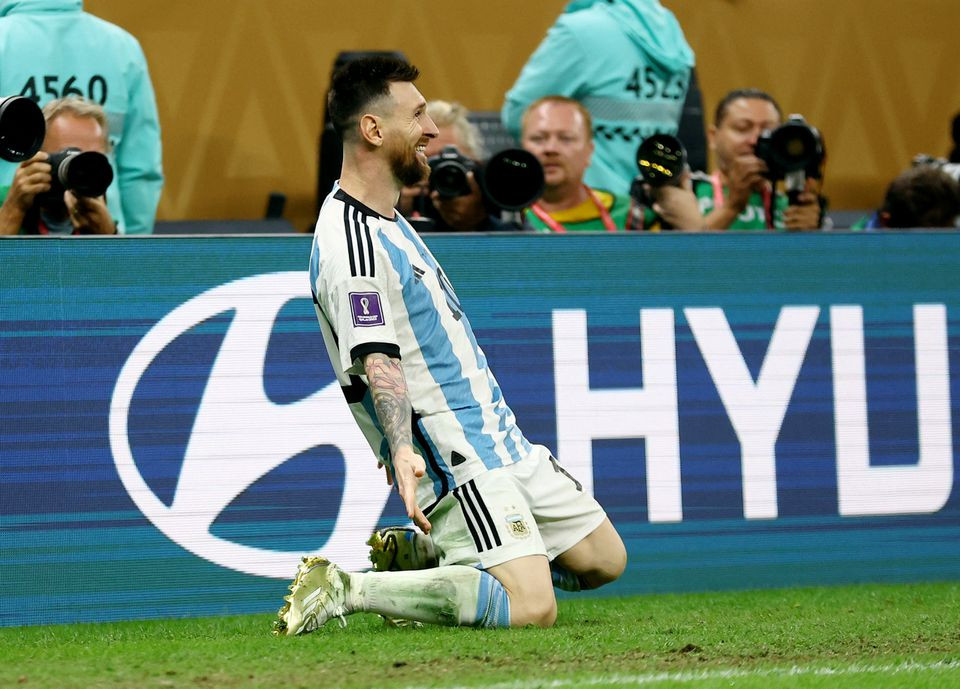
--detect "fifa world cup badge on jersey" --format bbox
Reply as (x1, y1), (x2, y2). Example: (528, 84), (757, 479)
(506, 514), (531, 539)
(349, 292), (385, 327)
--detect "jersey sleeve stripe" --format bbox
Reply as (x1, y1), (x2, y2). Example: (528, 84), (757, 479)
(349, 342), (401, 364)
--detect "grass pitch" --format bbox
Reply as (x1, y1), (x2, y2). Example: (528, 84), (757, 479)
(1, 581), (957, 689)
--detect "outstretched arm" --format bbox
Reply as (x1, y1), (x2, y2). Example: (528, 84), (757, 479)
(364, 352), (431, 533)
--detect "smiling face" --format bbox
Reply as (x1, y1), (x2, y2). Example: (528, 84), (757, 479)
(709, 97), (781, 173)
(521, 100), (593, 198)
(381, 80), (438, 187)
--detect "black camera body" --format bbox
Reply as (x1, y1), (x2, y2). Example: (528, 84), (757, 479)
(428, 145), (475, 199)
(755, 114), (824, 204)
(42, 147), (114, 200)
(427, 145), (544, 213)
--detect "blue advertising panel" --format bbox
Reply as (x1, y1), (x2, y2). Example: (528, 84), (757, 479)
(1, 232), (958, 626)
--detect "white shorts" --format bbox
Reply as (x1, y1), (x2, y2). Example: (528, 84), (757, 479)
(426, 445), (607, 570)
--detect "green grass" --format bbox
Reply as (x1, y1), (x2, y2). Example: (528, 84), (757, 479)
(1, 582), (957, 689)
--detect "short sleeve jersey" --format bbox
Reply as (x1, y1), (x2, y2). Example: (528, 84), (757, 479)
(309, 187), (534, 513)
(690, 171), (787, 230)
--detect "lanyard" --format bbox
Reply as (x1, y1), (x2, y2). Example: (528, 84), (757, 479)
(530, 185), (618, 233)
(710, 172), (773, 230)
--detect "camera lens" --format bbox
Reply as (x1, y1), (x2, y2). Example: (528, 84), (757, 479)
(635, 134), (687, 186)
(0, 96), (45, 163)
(47, 148), (114, 198)
(429, 160), (471, 199)
(481, 149), (544, 211)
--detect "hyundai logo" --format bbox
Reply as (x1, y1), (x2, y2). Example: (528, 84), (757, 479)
(110, 272), (391, 578)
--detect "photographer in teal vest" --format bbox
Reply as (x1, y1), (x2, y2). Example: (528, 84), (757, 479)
(0, 0), (162, 233)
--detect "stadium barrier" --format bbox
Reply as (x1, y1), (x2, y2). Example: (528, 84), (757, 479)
(1, 232), (958, 626)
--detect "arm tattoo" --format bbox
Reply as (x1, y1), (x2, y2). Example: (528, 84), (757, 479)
(364, 352), (413, 452)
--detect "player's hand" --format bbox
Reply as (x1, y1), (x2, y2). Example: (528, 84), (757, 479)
(65, 191), (115, 234)
(392, 445), (430, 534)
(377, 460), (395, 486)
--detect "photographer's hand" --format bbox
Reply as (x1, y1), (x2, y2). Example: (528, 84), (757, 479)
(431, 171), (488, 231)
(65, 191), (116, 235)
(651, 172), (706, 230)
(783, 178), (822, 231)
(0, 153), (51, 235)
(704, 155), (768, 230)
(725, 155), (767, 210)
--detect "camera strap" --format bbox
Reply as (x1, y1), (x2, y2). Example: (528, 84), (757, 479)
(530, 185), (618, 233)
(710, 172), (774, 230)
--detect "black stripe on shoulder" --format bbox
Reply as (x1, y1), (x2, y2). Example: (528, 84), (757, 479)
(365, 223), (376, 278)
(353, 207), (367, 276)
(343, 203), (357, 277)
(350, 342), (401, 365)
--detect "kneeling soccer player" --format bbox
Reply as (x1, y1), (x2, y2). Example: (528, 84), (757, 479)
(273, 55), (626, 636)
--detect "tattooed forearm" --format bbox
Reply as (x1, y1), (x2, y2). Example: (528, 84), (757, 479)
(364, 352), (413, 452)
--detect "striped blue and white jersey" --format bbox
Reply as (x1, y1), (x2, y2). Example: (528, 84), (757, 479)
(309, 187), (533, 512)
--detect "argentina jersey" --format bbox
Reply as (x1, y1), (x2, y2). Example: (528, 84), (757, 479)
(309, 187), (533, 513)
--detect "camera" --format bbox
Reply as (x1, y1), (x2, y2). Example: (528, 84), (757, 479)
(427, 145), (544, 212)
(1, 94), (113, 201)
(0, 96), (45, 162)
(41, 147), (114, 200)
(627, 133), (688, 229)
(629, 133), (687, 205)
(755, 114), (824, 204)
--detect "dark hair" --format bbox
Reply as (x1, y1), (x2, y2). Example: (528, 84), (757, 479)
(882, 166), (960, 228)
(327, 56), (420, 141)
(714, 88), (782, 126)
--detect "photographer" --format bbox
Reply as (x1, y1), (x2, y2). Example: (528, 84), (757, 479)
(400, 100), (519, 232)
(0, 97), (115, 235)
(688, 88), (823, 231)
(521, 96), (630, 232)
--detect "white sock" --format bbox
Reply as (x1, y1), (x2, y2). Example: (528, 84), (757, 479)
(347, 566), (510, 628)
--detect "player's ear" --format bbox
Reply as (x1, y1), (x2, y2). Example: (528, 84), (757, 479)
(359, 113), (383, 147)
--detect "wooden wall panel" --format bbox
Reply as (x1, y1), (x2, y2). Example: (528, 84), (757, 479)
(84, 0), (960, 229)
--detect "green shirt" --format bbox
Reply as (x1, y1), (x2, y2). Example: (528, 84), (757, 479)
(690, 172), (787, 230)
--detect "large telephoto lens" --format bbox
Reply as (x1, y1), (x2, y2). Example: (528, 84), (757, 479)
(0, 96), (45, 162)
(480, 148), (544, 211)
(635, 133), (687, 187)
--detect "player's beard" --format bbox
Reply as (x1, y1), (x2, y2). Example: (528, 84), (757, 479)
(391, 141), (429, 188)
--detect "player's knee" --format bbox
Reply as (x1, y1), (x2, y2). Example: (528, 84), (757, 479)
(580, 545), (627, 589)
(511, 594), (557, 628)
